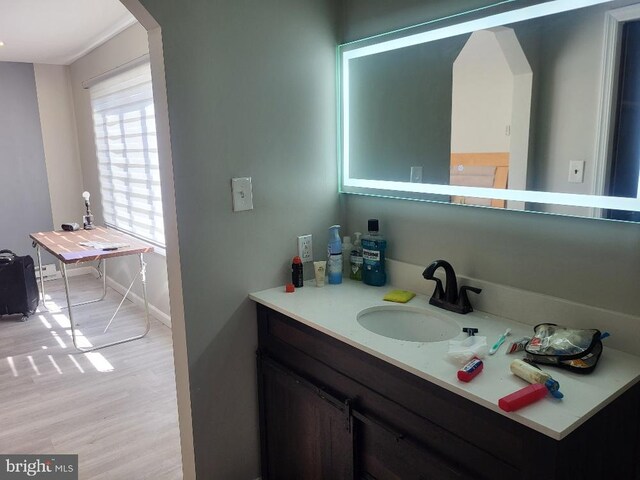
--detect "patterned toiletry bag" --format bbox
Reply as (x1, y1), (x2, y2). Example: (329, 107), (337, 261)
(525, 323), (603, 374)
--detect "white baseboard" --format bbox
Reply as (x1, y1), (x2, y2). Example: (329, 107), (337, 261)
(38, 265), (171, 328)
(105, 276), (172, 328)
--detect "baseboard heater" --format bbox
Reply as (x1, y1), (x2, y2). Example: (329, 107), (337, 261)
(34, 263), (59, 280)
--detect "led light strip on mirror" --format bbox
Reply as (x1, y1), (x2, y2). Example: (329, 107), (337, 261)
(339, 0), (640, 215)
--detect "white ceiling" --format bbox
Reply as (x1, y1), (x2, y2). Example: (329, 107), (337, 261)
(0, 0), (137, 65)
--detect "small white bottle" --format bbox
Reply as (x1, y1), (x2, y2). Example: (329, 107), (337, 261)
(350, 232), (363, 281)
(342, 235), (353, 278)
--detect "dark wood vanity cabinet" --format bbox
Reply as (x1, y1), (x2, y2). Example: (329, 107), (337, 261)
(259, 357), (354, 479)
(256, 304), (640, 480)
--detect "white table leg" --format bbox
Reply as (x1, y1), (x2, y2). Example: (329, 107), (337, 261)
(61, 254), (151, 353)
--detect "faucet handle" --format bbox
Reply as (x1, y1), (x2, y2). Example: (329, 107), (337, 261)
(458, 286), (482, 313)
(460, 286), (481, 295)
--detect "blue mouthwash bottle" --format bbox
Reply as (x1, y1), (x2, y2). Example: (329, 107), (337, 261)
(362, 219), (386, 286)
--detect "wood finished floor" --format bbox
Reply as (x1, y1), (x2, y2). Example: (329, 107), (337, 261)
(0, 275), (182, 479)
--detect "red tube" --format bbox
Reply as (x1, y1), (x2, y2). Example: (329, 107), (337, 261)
(499, 383), (548, 412)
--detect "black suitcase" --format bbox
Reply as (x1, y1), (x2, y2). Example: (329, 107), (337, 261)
(0, 250), (40, 321)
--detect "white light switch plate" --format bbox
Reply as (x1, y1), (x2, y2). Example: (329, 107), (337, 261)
(568, 161), (585, 183)
(231, 177), (253, 212)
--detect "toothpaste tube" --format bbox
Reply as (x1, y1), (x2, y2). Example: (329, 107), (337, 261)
(457, 357), (483, 382)
(505, 337), (531, 354)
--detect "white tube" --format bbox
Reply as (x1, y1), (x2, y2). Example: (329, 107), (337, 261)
(313, 261), (326, 287)
(510, 359), (550, 385)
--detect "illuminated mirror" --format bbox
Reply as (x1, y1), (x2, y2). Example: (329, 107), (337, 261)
(339, 0), (640, 221)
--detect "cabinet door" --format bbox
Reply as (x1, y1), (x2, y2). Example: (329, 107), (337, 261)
(354, 410), (472, 480)
(258, 355), (354, 480)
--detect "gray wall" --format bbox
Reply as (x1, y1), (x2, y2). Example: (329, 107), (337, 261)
(0, 62), (53, 257)
(521, 4), (607, 215)
(349, 35), (468, 183)
(341, 0), (503, 42)
(138, 1), (339, 478)
(525, 0), (638, 209)
(342, 0), (640, 316)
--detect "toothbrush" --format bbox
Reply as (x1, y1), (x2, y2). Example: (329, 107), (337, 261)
(489, 328), (511, 355)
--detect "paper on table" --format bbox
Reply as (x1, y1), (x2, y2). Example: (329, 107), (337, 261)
(79, 241), (129, 250)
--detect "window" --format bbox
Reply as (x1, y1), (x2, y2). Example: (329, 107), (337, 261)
(89, 60), (165, 247)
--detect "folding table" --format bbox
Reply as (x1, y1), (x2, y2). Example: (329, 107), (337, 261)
(30, 227), (154, 352)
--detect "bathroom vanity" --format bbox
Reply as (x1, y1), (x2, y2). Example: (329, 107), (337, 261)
(250, 0), (640, 476)
(251, 281), (640, 479)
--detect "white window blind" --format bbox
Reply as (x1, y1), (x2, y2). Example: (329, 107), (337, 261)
(89, 61), (165, 247)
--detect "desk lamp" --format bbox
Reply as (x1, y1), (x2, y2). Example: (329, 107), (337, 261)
(82, 191), (95, 230)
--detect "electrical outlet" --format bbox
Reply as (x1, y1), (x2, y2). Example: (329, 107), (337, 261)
(297, 234), (313, 263)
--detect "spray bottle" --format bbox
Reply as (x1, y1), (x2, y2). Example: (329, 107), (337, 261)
(327, 225), (342, 284)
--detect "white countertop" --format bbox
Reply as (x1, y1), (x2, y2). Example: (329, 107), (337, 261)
(250, 278), (640, 440)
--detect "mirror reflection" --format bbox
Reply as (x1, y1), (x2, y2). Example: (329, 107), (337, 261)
(343, 0), (640, 221)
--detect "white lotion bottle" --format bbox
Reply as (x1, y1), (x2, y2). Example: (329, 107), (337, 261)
(342, 235), (352, 278)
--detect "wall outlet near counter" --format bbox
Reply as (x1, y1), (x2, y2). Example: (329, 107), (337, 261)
(297, 234), (313, 263)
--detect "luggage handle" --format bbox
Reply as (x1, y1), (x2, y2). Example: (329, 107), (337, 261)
(0, 250), (16, 265)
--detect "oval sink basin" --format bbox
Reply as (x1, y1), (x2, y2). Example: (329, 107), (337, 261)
(357, 305), (460, 342)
